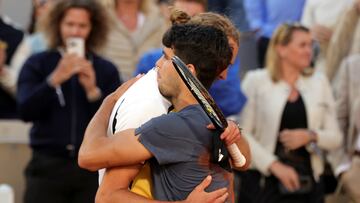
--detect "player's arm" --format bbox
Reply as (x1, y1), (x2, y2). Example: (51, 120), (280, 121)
(78, 76), (152, 171)
(96, 166), (229, 203)
(96, 164), (153, 203)
(79, 111), (153, 171)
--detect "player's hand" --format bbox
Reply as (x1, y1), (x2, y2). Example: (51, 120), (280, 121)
(207, 120), (241, 146)
(184, 175), (228, 203)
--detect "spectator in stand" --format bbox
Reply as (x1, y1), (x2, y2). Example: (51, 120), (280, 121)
(301, 2), (355, 196)
(9, 0), (57, 96)
(157, 0), (172, 26)
(207, 0), (258, 76)
(324, 0), (360, 82)
(244, 0), (305, 68)
(0, 17), (24, 66)
(100, 0), (168, 81)
(136, 0), (246, 119)
(27, 0), (54, 35)
(0, 15), (24, 117)
(328, 53), (360, 203)
(16, 0), (121, 202)
(207, 0), (249, 32)
(134, 0), (207, 78)
(238, 23), (342, 203)
(301, 0), (353, 74)
(156, 0), (207, 27)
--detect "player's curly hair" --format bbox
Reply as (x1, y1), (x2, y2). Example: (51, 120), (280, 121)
(170, 9), (240, 45)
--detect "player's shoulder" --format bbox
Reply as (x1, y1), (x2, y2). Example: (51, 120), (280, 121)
(126, 70), (158, 94)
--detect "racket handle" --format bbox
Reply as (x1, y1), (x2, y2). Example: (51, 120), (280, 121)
(227, 143), (246, 167)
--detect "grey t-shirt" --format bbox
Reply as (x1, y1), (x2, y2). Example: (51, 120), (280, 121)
(136, 104), (230, 201)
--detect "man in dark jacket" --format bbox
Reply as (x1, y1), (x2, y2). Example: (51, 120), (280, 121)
(16, 0), (121, 202)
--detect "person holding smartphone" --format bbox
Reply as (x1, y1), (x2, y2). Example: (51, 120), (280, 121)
(16, 1), (121, 202)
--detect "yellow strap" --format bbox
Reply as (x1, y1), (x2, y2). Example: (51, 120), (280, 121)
(130, 163), (153, 199)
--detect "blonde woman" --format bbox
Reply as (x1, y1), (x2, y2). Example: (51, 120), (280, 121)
(239, 23), (342, 203)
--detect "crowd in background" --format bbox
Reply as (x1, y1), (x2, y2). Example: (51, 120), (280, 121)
(1, 0), (360, 202)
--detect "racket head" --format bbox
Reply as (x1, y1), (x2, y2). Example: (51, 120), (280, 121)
(171, 55), (228, 130)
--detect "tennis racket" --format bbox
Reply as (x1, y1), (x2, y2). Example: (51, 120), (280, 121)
(171, 56), (246, 167)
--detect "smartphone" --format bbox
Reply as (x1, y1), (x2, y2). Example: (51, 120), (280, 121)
(66, 37), (84, 58)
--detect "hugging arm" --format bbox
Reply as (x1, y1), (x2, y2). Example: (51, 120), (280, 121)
(79, 77), (229, 203)
(78, 76), (152, 170)
(97, 165), (229, 203)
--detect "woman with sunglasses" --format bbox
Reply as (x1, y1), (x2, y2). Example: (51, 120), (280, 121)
(238, 23), (342, 203)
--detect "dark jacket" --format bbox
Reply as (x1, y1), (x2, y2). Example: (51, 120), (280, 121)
(17, 50), (121, 158)
(0, 17), (24, 118)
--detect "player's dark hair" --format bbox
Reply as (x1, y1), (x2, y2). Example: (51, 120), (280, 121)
(162, 24), (231, 89)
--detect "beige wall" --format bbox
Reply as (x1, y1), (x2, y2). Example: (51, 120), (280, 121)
(0, 120), (31, 203)
(0, 144), (31, 203)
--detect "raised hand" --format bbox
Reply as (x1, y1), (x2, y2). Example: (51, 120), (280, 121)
(48, 53), (82, 87)
(77, 59), (97, 98)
